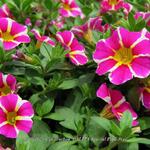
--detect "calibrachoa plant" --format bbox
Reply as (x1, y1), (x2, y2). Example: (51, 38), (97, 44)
(0, 0), (150, 150)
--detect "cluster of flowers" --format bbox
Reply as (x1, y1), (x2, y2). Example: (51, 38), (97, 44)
(0, 0), (150, 132)
(0, 73), (34, 138)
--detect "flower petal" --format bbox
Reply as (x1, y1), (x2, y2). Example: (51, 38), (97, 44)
(16, 119), (33, 133)
(93, 40), (114, 63)
(96, 83), (111, 103)
(96, 59), (117, 75)
(0, 94), (19, 112)
(3, 41), (19, 50)
(130, 57), (150, 78)
(132, 39), (150, 56)
(17, 100), (34, 117)
(119, 27), (142, 48)
(0, 123), (18, 138)
(109, 65), (133, 85)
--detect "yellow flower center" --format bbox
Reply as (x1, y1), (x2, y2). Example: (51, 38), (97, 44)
(100, 104), (115, 119)
(83, 29), (93, 44)
(109, 0), (118, 5)
(7, 112), (17, 125)
(113, 47), (133, 65)
(63, 4), (71, 11)
(1, 32), (14, 41)
(0, 85), (11, 96)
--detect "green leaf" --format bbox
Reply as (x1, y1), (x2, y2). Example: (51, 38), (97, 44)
(139, 117), (150, 130)
(110, 121), (121, 136)
(45, 107), (83, 132)
(16, 131), (30, 150)
(127, 138), (150, 145)
(40, 43), (52, 60)
(91, 116), (111, 131)
(31, 120), (52, 137)
(128, 12), (135, 30)
(48, 141), (76, 150)
(127, 143), (139, 150)
(87, 119), (106, 145)
(44, 0), (53, 9)
(120, 111), (133, 131)
(58, 79), (79, 90)
(36, 98), (54, 116)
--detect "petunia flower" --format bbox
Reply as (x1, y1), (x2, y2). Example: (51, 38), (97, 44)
(35, 20), (42, 27)
(0, 4), (13, 18)
(25, 18), (32, 26)
(59, 0), (84, 18)
(135, 12), (150, 27)
(100, 0), (132, 15)
(0, 94), (34, 138)
(71, 16), (109, 43)
(0, 18), (30, 50)
(56, 31), (88, 65)
(50, 16), (65, 29)
(93, 27), (150, 85)
(31, 29), (55, 48)
(0, 73), (16, 96)
(139, 77), (150, 109)
(97, 83), (138, 126)
(139, 86), (150, 109)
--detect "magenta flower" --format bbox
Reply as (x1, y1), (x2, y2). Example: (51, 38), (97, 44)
(139, 87), (150, 109)
(135, 12), (150, 27)
(72, 17), (109, 43)
(97, 83), (138, 126)
(31, 29), (55, 48)
(100, 0), (132, 15)
(0, 73), (16, 96)
(50, 16), (65, 29)
(25, 18), (32, 26)
(0, 94), (34, 138)
(0, 18), (30, 50)
(0, 4), (13, 18)
(56, 31), (88, 65)
(59, 0), (84, 18)
(93, 27), (150, 85)
(139, 77), (150, 110)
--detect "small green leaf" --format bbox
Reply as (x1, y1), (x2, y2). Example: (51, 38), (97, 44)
(127, 138), (150, 145)
(58, 79), (79, 90)
(36, 98), (54, 116)
(91, 116), (111, 131)
(16, 131), (30, 150)
(120, 111), (133, 131)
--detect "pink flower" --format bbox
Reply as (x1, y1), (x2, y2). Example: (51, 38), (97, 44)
(0, 4), (13, 18)
(139, 87), (150, 109)
(59, 0), (84, 18)
(25, 18), (32, 26)
(50, 16), (65, 29)
(135, 12), (150, 27)
(71, 17), (109, 43)
(0, 73), (16, 96)
(0, 18), (30, 50)
(0, 94), (34, 138)
(35, 20), (42, 27)
(56, 31), (88, 65)
(93, 27), (150, 85)
(100, 0), (132, 15)
(31, 29), (55, 48)
(97, 83), (138, 126)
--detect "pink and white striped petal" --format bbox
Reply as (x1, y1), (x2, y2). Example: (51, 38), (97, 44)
(109, 65), (133, 85)
(96, 83), (111, 103)
(130, 57), (150, 78)
(56, 31), (74, 47)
